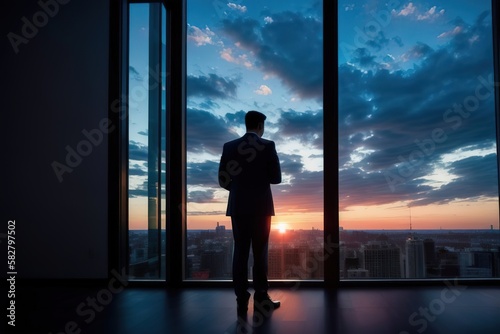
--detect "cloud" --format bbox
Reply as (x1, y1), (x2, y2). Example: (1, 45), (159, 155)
(274, 169), (323, 213)
(392, 2), (416, 17)
(392, 3), (444, 21)
(129, 164), (147, 176)
(199, 99), (221, 110)
(227, 2), (247, 13)
(365, 32), (390, 52)
(187, 160), (220, 187)
(220, 48), (253, 68)
(221, 11), (323, 99)
(187, 25), (216, 46)
(438, 26), (463, 39)
(344, 4), (355, 12)
(187, 73), (239, 99)
(255, 84), (272, 95)
(188, 189), (217, 203)
(350, 48), (378, 68)
(338, 12), (497, 210)
(279, 153), (304, 175)
(128, 180), (148, 198)
(187, 108), (239, 155)
(401, 42), (433, 62)
(129, 140), (148, 161)
(417, 6), (445, 21)
(277, 109), (323, 149)
(409, 154), (498, 207)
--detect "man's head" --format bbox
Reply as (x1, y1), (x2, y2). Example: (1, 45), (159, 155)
(245, 110), (266, 137)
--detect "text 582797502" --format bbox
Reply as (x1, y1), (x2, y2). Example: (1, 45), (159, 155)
(7, 219), (16, 327)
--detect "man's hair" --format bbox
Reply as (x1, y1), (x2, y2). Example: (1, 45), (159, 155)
(245, 110), (266, 130)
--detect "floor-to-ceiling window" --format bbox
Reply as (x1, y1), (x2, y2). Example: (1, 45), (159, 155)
(185, 0), (324, 281)
(127, 1), (167, 280)
(119, 0), (499, 284)
(337, 0), (500, 280)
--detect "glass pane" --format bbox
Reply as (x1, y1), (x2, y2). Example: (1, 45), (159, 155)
(338, 0), (500, 279)
(128, 3), (167, 280)
(186, 0), (324, 280)
(160, 4), (167, 280)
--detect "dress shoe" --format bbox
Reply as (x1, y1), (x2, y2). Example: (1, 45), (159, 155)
(253, 293), (280, 316)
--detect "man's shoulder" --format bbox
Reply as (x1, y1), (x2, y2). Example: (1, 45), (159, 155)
(258, 137), (275, 145)
(223, 135), (275, 149)
(223, 137), (244, 147)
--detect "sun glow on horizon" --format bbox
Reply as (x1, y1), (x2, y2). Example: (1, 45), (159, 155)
(276, 222), (288, 233)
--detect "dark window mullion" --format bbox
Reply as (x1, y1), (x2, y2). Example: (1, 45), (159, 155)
(323, 0), (339, 287)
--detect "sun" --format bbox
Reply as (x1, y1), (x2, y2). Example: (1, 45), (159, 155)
(277, 222), (287, 234)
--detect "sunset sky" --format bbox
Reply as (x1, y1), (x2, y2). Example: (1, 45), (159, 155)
(128, 0), (498, 231)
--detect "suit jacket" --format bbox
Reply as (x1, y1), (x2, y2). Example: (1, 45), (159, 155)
(219, 133), (281, 216)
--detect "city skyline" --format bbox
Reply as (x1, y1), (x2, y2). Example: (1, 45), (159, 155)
(129, 226), (500, 280)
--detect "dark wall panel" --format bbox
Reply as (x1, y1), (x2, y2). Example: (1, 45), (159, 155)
(2, 0), (110, 278)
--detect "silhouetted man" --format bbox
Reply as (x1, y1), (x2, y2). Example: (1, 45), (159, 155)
(219, 110), (282, 318)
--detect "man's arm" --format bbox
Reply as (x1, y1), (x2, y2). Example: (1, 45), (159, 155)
(218, 144), (232, 190)
(268, 141), (281, 184)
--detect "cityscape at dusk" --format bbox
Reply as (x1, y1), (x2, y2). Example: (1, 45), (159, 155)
(129, 223), (500, 280)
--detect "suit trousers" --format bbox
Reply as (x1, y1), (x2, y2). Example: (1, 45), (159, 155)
(231, 215), (271, 298)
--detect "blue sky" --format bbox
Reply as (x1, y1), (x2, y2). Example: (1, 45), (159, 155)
(128, 0), (498, 230)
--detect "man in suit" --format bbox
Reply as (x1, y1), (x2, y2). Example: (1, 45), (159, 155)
(219, 110), (282, 318)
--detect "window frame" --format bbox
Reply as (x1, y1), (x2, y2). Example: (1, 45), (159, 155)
(110, 0), (500, 287)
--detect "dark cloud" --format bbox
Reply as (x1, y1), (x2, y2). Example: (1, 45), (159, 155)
(409, 154), (498, 207)
(128, 180), (148, 198)
(224, 110), (246, 128)
(277, 109), (322, 148)
(279, 153), (304, 175)
(187, 108), (239, 155)
(129, 140), (148, 161)
(338, 12), (498, 209)
(188, 189), (216, 203)
(221, 11), (323, 99)
(187, 73), (238, 99)
(274, 169), (323, 213)
(199, 99), (220, 110)
(365, 31), (390, 52)
(129, 164), (147, 176)
(351, 48), (378, 68)
(187, 160), (220, 187)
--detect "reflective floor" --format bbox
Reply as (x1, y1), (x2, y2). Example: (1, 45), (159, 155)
(14, 283), (500, 334)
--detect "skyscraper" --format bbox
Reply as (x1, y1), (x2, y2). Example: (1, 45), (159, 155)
(362, 241), (402, 278)
(406, 237), (426, 278)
